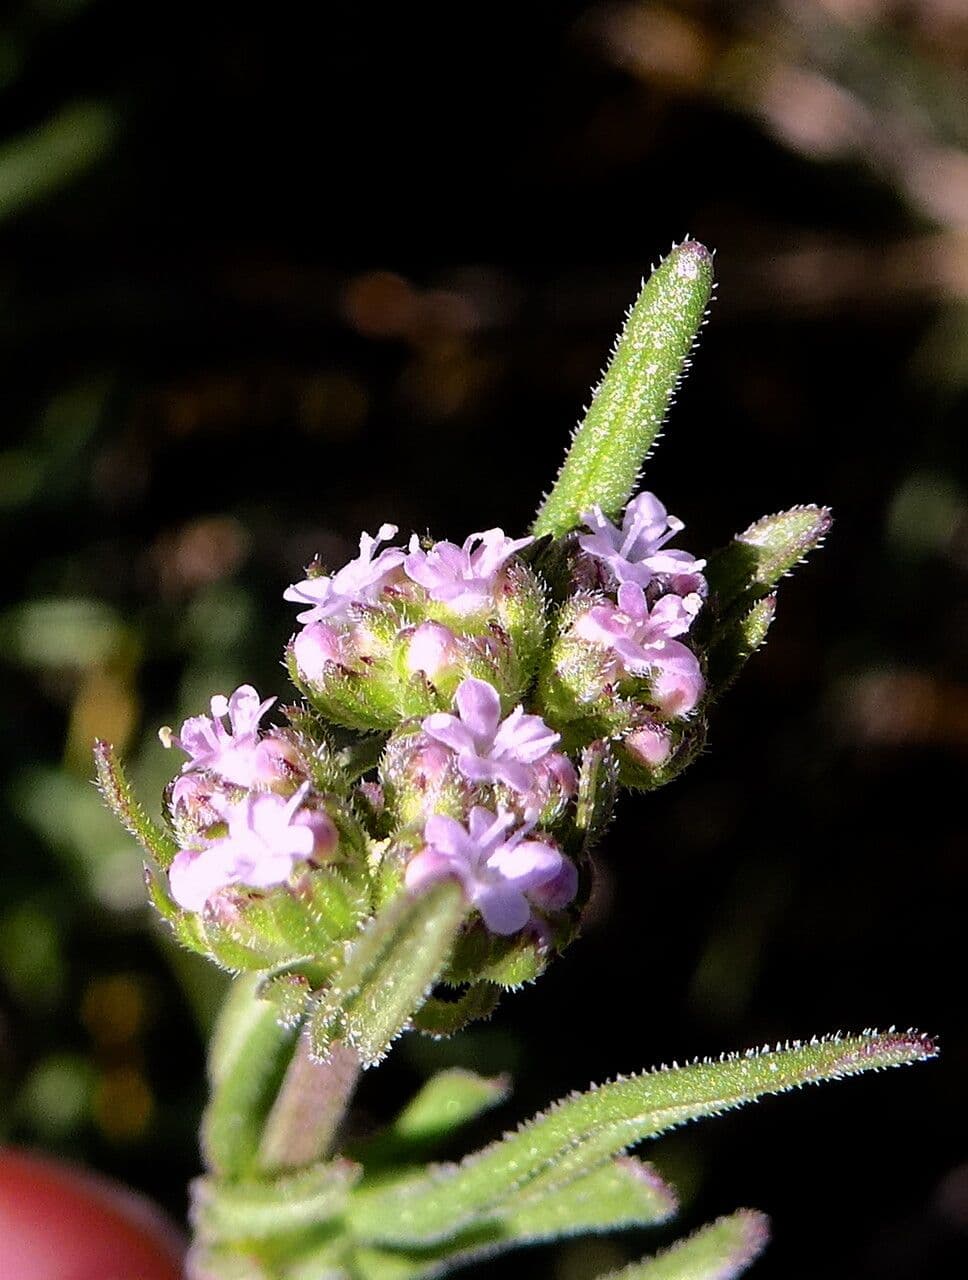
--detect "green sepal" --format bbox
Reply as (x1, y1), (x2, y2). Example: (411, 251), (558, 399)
(705, 594), (777, 697)
(202, 976), (303, 1179)
(572, 739), (619, 852)
(93, 739), (179, 869)
(350, 1029), (935, 1245)
(706, 506), (832, 612)
(193, 1159), (361, 1244)
(533, 241), (714, 539)
(599, 1210), (769, 1280)
(308, 883), (467, 1066)
(442, 922), (549, 990)
(411, 984), (502, 1038)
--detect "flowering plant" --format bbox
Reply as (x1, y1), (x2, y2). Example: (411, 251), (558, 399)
(97, 242), (935, 1280)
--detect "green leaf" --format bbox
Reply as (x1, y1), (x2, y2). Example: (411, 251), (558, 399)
(600, 1210), (769, 1280)
(705, 593), (776, 697)
(706, 506), (832, 612)
(350, 1029), (936, 1245)
(350, 1160), (676, 1280)
(393, 1068), (508, 1142)
(533, 241), (714, 539)
(309, 883), (467, 1066)
(194, 1160), (360, 1243)
(203, 976), (302, 1179)
(92, 739), (178, 869)
(412, 985), (502, 1038)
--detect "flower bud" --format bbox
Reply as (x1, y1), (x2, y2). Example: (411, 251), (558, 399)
(380, 729), (471, 830)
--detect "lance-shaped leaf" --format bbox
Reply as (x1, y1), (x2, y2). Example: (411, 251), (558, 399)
(193, 1159), (360, 1243)
(533, 241), (714, 539)
(706, 506), (832, 613)
(93, 738), (178, 868)
(599, 1210), (769, 1280)
(260, 1039), (361, 1173)
(705, 593), (776, 697)
(350, 1029), (936, 1245)
(308, 883), (467, 1066)
(350, 1160), (676, 1280)
(412, 984), (502, 1039)
(360, 1068), (510, 1171)
(203, 976), (303, 1179)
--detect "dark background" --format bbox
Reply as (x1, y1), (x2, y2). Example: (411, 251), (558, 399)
(0, 1), (965, 1276)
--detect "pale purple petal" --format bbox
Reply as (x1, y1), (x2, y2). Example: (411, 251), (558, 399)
(168, 844), (242, 913)
(486, 838), (562, 889)
(406, 621), (459, 678)
(528, 856), (579, 911)
(492, 706), (560, 763)
(649, 642), (704, 717)
(293, 622), (344, 682)
(474, 885), (531, 935)
(403, 529), (532, 615)
(286, 525), (404, 625)
(454, 677), (503, 740)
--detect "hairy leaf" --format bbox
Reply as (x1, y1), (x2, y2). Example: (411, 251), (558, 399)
(707, 507), (832, 612)
(599, 1210), (769, 1280)
(351, 1029), (935, 1245)
(309, 883), (467, 1066)
(194, 1160), (360, 1243)
(93, 739), (178, 868)
(533, 241), (714, 538)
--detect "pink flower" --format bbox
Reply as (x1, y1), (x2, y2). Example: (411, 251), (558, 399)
(284, 524), (405, 626)
(164, 685), (279, 787)
(405, 807), (574, 934)
(575, 583), (704, 717)
(292, 621), (347, 682)
(403, 528), (533, 615)
(168, 785), (334, 912)
(579, 491), (706, 596)
(422, 678), (560, 795)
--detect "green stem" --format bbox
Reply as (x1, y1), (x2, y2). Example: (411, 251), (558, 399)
(532, 240), (713, 539)
(259, 1037), (360, 1173)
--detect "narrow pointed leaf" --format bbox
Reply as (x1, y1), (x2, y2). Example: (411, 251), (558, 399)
(533, 241), (714, 538)
(193, 1160), (360, 1243)
(203, 976), (302, 1178)
(706, 594), (776, 696)
(600, 1210), (769, 1280)
(309, 883), (466, 1066)
(351, 1029), (936, 1245)
(351, 1161), (676, 1280)
(394, 1069), (511, 1149)
(707, 506), (832, 611)
(93, 739), (178, 868)
(412, 984), (502, 1038)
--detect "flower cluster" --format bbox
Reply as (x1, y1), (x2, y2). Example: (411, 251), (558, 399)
(154, 493), (707, 940)
(160, 686), (337, 912)
(536, 492), (707, 780)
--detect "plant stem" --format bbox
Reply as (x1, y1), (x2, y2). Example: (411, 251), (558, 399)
(258, 1036), (361, 1173)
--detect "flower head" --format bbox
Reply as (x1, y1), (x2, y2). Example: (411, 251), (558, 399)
(405, 806), (574, 934)
(285, 524), (405, 626)
(168, 784), (334, 912)
(404, 528), (533, 615)
(574, 582), (704, 717)
(163, 685), (279, 788)
(579, 491), (706, 595)
(422, 677), (561, 796)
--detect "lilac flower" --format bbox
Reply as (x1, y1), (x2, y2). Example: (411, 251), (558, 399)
(285, 524), (405, 626)
(578, 491), (706, 595)
(403, 528), (533, 615)
(168, 785), (335, 913)
(405, 806), (573, 934)
(422, 677), (560, 794)
(574, 582), (704, 717)
(163, 685), (279, 788)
